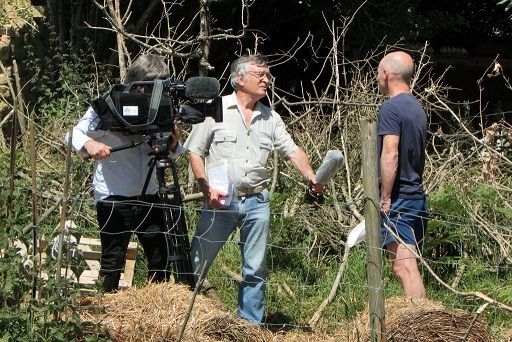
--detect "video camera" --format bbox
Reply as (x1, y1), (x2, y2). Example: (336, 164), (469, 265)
(91, 77), (223, 135)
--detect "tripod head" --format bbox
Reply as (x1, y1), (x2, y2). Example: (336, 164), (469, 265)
(145, 128), (176, 157)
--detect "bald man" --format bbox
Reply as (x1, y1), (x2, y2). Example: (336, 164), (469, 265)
(377, 51), (428, 298)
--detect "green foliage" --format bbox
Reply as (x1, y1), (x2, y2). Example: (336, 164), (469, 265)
(471, 185), (512, 222)
(0, 11), (8, 26)
(0, 246), (27, 308)
(22, 30), (107, 126)
(421, 180), (512, 333)
(133, 246), (149, 287)
(200, 204), (371, 328)
(1, 1), (511, 339)
(0, 231), (98, 341)
(0, 192), (103, 341)
(0, 17), (113, 341)
(1, 1), (34, 26)
(425, 184), (468, 264)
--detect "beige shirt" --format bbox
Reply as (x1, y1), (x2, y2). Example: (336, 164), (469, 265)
(184, 92), (298, 189)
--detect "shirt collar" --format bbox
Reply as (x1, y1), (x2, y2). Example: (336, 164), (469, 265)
(226, 92), (266, 119)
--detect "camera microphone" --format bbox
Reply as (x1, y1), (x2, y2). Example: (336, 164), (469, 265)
(185, 77), (220, 100)
(304, 149), (345, 204)
(179, 96), (223, 123)
(315, 150), (345, 184)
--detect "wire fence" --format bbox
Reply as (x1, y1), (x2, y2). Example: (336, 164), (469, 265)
(23, 191), (508, 331)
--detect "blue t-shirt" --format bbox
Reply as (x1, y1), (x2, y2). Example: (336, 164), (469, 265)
(377, 92), (427, 199)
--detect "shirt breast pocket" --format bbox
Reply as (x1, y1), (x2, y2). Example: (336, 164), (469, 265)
(212, 129), (237, 157)
(258, 135), (273, 164)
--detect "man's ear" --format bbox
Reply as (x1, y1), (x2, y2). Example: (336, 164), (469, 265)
(237, 73), (246, 86)
(382, 68), (390, 80)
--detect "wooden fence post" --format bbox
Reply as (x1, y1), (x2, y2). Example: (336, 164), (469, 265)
(360, 117), (386, 341)
(56, 127), (73, 285)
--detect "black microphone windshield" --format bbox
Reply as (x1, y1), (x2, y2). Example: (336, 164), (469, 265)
(185, 77), (220, 99)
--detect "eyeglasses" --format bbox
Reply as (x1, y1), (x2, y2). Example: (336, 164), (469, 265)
(247, 70), (272, 81)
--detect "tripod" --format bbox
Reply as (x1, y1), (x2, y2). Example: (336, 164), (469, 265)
(103, 132), (195, 286)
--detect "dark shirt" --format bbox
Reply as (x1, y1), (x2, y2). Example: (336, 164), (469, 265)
(377, 92), (427, 199)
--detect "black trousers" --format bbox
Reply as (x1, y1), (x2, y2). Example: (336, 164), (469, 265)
(96, 195), (171, 292)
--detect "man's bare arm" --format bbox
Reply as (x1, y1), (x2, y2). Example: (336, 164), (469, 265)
(286, 148), (323, 193)
(380, 134), (399, 214)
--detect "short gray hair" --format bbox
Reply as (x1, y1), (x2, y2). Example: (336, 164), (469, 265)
(229, 54), (268, 89)
(124, 54), (170, 83)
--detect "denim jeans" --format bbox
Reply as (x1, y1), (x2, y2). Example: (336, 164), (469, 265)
(190, 189), (270, 323)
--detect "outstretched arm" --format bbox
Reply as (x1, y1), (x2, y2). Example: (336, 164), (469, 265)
(286, 148), (324, 194)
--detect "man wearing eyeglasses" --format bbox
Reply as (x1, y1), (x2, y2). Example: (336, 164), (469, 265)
(184, 54), (323, 323)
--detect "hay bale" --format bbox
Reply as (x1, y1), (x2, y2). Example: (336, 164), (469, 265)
(78, 282), (272, 341)
(349, 297), (493, 342)
(498, 323), (512, 341)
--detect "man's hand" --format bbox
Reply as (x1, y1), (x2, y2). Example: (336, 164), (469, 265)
(309, 175), (324, 194)
(380, 197), (391, 215)
(303, 175), (325, 204)
(206, 187), (229, 210)
(170, 123), (182, 151)
(83, 140), (111, 160)
(189, 151), (228, 210)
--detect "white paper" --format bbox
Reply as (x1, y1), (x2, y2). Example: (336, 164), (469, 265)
(218, 184), (234, 205)
(206, 160), (233, 206)
(347, 219), (366, 247)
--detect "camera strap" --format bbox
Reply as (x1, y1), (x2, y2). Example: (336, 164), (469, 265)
(147, 79), (163, 125)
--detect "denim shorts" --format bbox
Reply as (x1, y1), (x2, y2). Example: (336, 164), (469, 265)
(381, 198), (428, 248)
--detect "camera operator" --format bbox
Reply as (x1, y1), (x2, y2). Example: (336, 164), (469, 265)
(66, 54), (184, 292)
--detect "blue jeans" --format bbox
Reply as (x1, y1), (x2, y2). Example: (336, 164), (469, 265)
(190, 189), (270, 323)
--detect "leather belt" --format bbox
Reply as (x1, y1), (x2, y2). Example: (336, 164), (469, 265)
(103, 194), (159, 202)
(236, 185), (265, 197)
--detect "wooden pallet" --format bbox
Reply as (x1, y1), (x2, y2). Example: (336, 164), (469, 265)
(74, 237), (137, 288)
(40, 236), (138, 289)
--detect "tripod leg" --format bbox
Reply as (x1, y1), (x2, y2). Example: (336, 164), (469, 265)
(154, 158), (194, 286)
